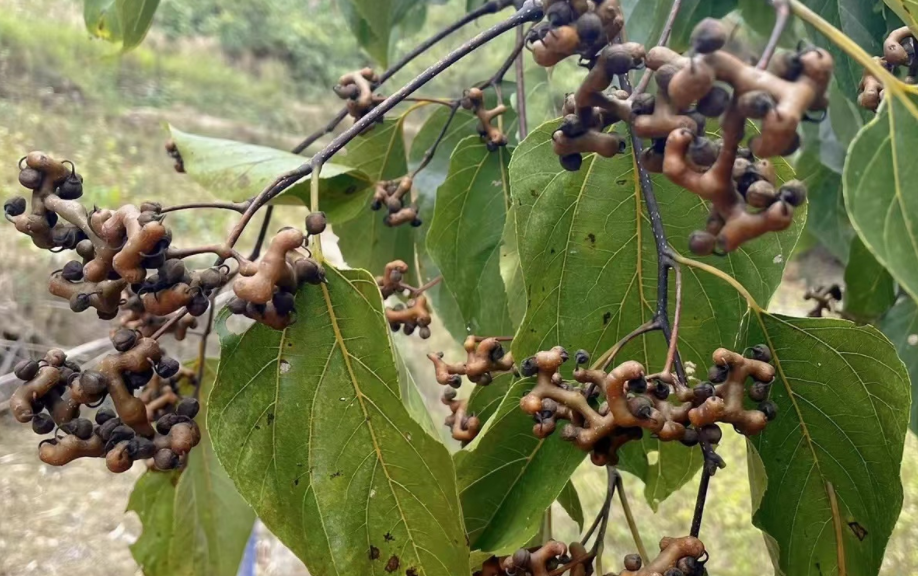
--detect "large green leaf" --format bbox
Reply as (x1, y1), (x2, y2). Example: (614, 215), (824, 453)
(84, 0), (122, 42)
(799, 146), (852, 263)
(843, 237), (896, 323)
(209, 266), (469, 576)
(168, 127), (371, 224)
(455, 379), (586, 554)
(880, 297), (918, 434)
(338, 0), (423, 67)
(128, 361), (255, 576)
(500, 204), (527, 328)
(335, 119), (417, 274)
(498, 120), (802, 511)
(844, 93), (918, 302)
(409, 88), (519, 341)
(427, 136), (515, 338)
(745, 314), (910, 576)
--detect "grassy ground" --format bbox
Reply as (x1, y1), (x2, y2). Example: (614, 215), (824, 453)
(0, 2), (917, 575)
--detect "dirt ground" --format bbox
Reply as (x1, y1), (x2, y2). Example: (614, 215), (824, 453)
(1, 249), (915, 576)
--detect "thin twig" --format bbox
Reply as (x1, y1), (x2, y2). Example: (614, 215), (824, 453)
(248, 206), (274, 261)
(596, 320), (660, 372)
(633, 0), (684, 95)
(758, 0), (790, 70)
(151, 309), (189, 341)
(289, 0), (518, 154)
(224, 4), (545, 251)
(409, 102), (461, 178)
(616, 473), (649, 562)
(160, 200), (250, 214)
(479, 28), (528, 91)
(514, 26), (529, 139)
(661, 260), (683, 377)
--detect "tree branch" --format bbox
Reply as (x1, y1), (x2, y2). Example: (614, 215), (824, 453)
(290, 0), (519, 155)
(758, 0), (790, 69)
(224, 3), (545, 251)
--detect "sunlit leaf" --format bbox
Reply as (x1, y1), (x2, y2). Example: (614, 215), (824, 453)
(746, 314), (909, 576)
(128, 361), (255, 576)
(117, 0), (161, 50)
(168, 126), (371, 224)
(209, 266), (469, 575)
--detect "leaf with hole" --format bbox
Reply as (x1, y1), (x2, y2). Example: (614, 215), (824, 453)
(168, 126), (371, 224)
(745, 314), (909, 576)
(209, 266), (469, 576)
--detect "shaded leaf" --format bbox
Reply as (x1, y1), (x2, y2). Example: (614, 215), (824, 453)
(455, 379), (585, 554)
(128, 360), (255, 576)
(880, 297), (918, 434)
(335, 119), (417, 274)
(799, 144), (852, 264)
(844, 92), (918, 302)
(843, 236), (896, 323)
(556, 480), (584, 531)
(168, 127), (371, 224)
(427, 136), (515, 338)
(620, 0), (733, 50)
(745, 314), (909, 576)
(338, 0), (424, 67)
(209, 266), (469, 576)
(394, 341), (440, 438)
(500, 204), (527, 329)
(495, 120), (801, 515)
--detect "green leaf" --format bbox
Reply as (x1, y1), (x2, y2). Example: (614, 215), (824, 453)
(745, 314), (910, 576)
(83, 0), (160, 50)
(168, 126), (371, 224)
(128, 360), (255, 576)
(843, 237), (896, 322)
(338, 0), (423, 67)
(843, 93), (918, 302)
(880, 297), (918, 434)
(408, 89), (518, 340)
(501, 120), (802, 511)
(335, 119), (417, 273)
(427, 136), (515, 338)
(455, 379), (586, 554)
(117, 0), (160, 50)
(556, 480), (584, 531)
(394, 341), (440, 438)
(500, 204), (527, 329)
(209, 266), (469, 576)
(128, 470), (180, 576)
(799, 148), (852, 263)
(884, 0), (918, 37)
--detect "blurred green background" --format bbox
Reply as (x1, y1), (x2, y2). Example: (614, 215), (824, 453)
(0, 1), (917, 574)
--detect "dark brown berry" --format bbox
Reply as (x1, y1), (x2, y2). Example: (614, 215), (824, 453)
(58, 173), (84, 200)
(701, 423), (722, 444)
(177, 397), (200, 419)
(14, 359), (40, 381)
(187, 293), (210, 317)
(778, 181), (807, 207)
(749, 380), (772, 402)
(759, 400), (778, 421)
(624, 553), (643, 571)
(708, 363), (728, 383)
(62, 260), (84, 282)
(560, 153), (583, 172)
(18, 167), (42, 189)
(80, 371), (108, 396)
(305, 211), (327, 235)
(694, 382), (715, 401)
(691, 18), (727, 53)
(112, 329), (138, 352)
(155, 356), (181, 379)
(697, 85), (731, 117)
(4, 196), (26, 217)
(154, 448), (180, 470)
(32, 414), (55, 435)
(688, 230), (716, 256)
(95, 408), (117, 425)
